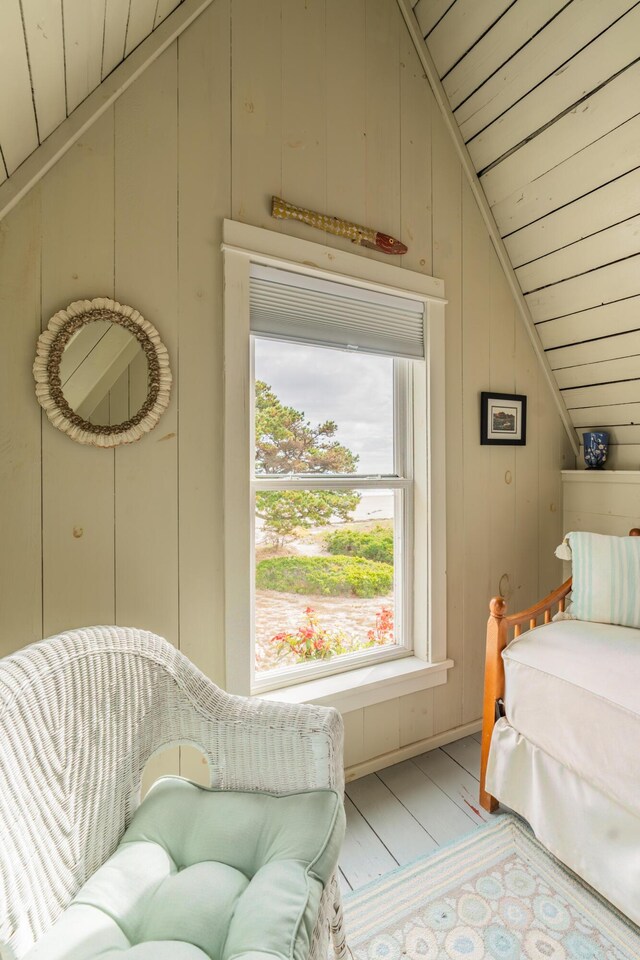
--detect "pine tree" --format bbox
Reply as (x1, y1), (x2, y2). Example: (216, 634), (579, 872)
(255, 381), (361, 542)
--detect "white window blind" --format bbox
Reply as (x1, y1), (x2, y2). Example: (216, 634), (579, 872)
(249, 263), (425, 359)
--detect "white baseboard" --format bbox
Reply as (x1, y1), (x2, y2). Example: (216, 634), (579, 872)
(345, 718), (482, 782)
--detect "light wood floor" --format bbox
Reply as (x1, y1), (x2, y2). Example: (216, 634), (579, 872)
(339, 733), (491, 893)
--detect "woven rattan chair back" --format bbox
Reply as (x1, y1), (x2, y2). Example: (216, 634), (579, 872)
(0, 626), (344, 960)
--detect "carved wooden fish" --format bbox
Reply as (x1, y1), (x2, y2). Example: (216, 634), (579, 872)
(271, 196), (408, 255)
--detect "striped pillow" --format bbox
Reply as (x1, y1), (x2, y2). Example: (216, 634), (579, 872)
(569, 531), (640, 628)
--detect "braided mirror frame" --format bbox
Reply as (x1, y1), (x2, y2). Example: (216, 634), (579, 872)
(34, 298), (172, 447)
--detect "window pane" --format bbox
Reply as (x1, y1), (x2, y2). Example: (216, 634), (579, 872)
(254, 489), (398, 676)
(254, 337), (394, 476)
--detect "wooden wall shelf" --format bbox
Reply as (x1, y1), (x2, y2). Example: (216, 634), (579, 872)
(562, 470), (640, 483)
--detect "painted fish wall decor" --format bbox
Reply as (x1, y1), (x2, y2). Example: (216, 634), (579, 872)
(271, 196), (408, 255)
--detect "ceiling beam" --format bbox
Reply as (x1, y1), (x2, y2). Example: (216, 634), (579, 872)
(0, 0), (215, 224)
(396, 0), (580, 457)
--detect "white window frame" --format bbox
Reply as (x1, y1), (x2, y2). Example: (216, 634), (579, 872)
(223, 219), (451, 711)
(251, 348), (413, 693)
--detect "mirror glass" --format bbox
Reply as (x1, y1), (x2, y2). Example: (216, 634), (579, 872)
(58, 321), (149, 427)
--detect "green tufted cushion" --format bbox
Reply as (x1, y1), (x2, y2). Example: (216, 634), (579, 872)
(24, 778), (345, 960)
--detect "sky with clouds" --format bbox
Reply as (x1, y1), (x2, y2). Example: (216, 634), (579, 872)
(254, 337), (395, 475)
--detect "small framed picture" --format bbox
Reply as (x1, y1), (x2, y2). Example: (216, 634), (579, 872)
(480, 392), (527, 446)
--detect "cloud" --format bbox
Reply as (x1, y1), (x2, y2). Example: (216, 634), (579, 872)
(254, 338), (394, 474)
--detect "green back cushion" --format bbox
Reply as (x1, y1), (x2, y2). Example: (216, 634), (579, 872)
(25, 779), (345, 960)
(570, 531), (640, 628)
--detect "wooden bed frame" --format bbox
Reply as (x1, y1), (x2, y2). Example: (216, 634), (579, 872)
(479, 527), (640, 814)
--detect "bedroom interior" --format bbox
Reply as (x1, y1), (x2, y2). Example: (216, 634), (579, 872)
(1, 1), (639, 958)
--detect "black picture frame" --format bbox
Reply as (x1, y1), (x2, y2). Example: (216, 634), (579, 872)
(480, 392), (527, 446)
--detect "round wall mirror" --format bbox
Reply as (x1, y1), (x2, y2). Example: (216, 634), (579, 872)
(34, 298), (172, 447)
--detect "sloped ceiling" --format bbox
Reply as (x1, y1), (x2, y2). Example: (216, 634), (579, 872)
(0, 0), (185, 184)
(3, 0), (638, 460)
(411, 0), (640, 463)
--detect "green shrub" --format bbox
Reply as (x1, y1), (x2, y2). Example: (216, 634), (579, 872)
(325, 525), (394, 566)
(255, 554), (393, 598)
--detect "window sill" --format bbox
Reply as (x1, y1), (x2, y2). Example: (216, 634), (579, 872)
(256, 655), (454, 713)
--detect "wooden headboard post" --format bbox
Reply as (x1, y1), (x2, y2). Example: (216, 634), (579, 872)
(479, 597), (508, 813)
(479, 577), (573, 812)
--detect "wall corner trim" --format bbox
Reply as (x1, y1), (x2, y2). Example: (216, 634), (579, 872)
(345, 718), (482, 782)
(395, 0), (579, 457)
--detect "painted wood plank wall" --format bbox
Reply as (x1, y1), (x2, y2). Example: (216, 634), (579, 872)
(0, 0), (572, 773)
(563, 472), (640, 537)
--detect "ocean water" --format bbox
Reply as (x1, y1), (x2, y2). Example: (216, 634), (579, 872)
(351, 491), (393, 522)
(255, 489), (394, 542)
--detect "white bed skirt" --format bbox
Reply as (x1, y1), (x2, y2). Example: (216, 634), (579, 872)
(487, 718), (640, 927)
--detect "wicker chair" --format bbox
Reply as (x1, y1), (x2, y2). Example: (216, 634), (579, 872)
(0, 626), (348, 960)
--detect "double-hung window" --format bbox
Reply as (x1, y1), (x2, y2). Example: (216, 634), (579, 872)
(251, 264), (419, 691)
(223, 221), (448, 707)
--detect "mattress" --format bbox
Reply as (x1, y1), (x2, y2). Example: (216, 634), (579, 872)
(502, 619), (640, 815)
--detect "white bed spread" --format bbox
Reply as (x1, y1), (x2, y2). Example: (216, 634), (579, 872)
(502, 619), (640, 816)
(487, 720), (640, 927)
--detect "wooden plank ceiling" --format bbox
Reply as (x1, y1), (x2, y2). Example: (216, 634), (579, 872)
(0, 0), (185, 184)
(414, 0), (640, 462)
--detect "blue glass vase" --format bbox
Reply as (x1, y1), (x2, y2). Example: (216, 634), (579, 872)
(583, 431), (609, 469)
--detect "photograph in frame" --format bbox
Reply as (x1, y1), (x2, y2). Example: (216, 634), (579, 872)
(480, 392), (527, 446)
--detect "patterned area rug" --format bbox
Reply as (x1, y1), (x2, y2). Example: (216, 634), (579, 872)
(342, 815), (640, 960)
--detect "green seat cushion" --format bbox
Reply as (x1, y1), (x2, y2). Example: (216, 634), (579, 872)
(25, 778), (345, 960)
